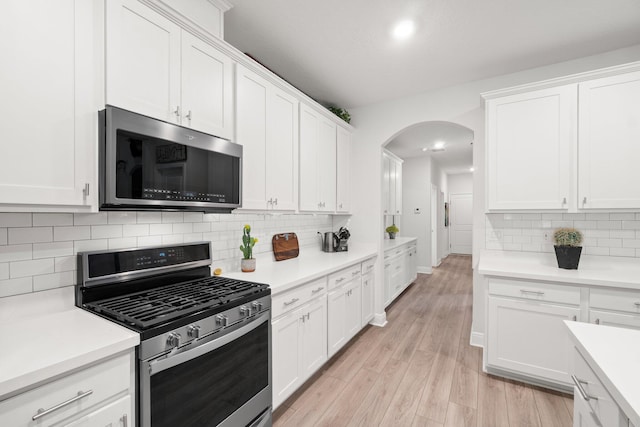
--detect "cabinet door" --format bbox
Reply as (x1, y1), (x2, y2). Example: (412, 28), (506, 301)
(573, 387), (601, 427)
(336, 126), (351, 213)
(272, 310), (302, 409)
(267, 87), (298, 211)
(63, 395), (131, 427)
(390, 257), (405, 300)
(486, 85), (576, 210)
(181, 31), (234, 139)
(327, 287), (346, 358)
(589, 309), (640, 330)
(301, 297), (327, 378)
(299, 104), (320, 211)
(361, 272), (375, 324)
(318, 116), (337, 212)
(382, 154), (391, 215)
(236, 65), (268, 209)
(345, 280), (362, 340)
(487, 296), (579, 385)
(383, 260), (393, 307)
(578, 70), (640, 209)
(0, 0), (97, 209)
(106, 0), (181, 123)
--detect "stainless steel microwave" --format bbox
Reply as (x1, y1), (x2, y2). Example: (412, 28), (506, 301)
(99, 106), (242, 213)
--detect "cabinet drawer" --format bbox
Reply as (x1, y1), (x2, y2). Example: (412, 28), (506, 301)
(384, 245), (405, 260)
(328, 265), (361, 290)
(488, 278), (580, 305)
(0, 352), (131, 426)
(573, 348), (625, 426)
(272, 277), (327, 318)
(590, 288), (640, 314)
(361, 257), (376, 275)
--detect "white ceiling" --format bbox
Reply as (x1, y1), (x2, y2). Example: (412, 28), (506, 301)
(224, 0), (640, 110)
(385, 121), (474, 174)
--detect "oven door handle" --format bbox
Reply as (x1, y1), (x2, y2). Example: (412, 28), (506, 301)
(148, 312), (269, 376)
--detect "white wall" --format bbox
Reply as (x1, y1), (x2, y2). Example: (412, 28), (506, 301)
(349, 43), (640, 342)
(400, 157), (432, 272)
(448, 173), (473, 195)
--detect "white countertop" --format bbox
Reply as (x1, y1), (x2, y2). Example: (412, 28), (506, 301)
(565, 321), (640, 426)
(478, 250), (640, 289)
(383, 236), (417, 252)
(225, 245), (377, 294)
(0, 292), (139, 401)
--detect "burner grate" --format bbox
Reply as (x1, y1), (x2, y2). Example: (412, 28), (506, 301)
(85, 276), (268, 329)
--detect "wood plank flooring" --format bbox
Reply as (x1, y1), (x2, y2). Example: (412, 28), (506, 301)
(273, 255), (574, 427)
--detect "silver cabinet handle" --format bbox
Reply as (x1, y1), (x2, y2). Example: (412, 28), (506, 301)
(571, 375), (597, 401)
(562, 197), (567, 205)
(121, 414), (128, 427)
(283, 298), (299, 306)
(185, 109), (192, 123)
(273, 198), (278, 206)
(385, 264), (391, 268)
(583, 197), (587, 205)
(312, 287), (324, 294)
(32, 390), (93, 420)
(572, 315), (577, 321)
(336, 278), (345, 283)
(634, 302), (640, 308)
(352, 271), (360, 276)
(520, 289), (544, 296)
(173, 106), (181, 118)
(595, 318), (600, 325)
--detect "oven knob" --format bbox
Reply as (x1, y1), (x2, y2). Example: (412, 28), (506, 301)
(216, 314), (228, 327)
(187, 325), (201, 339)
(239, 305), (251, 316)
(166, 332), (181, 348)
(252, 301), (263, 311)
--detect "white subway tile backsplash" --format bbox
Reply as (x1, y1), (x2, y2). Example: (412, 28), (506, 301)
(610, 213), (636, 220)
(55, 226), (91, 241)
(562, 213), (585, 220)
(193, 222), (212, 233)
(108, 212), (137, 224)
(184, 233), (205, 243)
(74, 239), (108, 253)
(623, 239), (640, 248)
(33, 271), (74, 292)
(0, 244), (32, 262)
(0, 263), (8, 280)
(0, 213), (32, 228)
(91, 225), (123, 239)
(574, 221), (597, 229)
(162, 212), (184, 223)
(0, 277), (32, 297)
(512, 236), (532, 244)
(137, 235), (163, 247)
(10, 258), (54, 278)
(33, 242), (74, 259)
(74, 213), (108, 226)
(585, 247), (610, 256)
(596, 238), (622, 248)
(597, 220), (621, 229)
(622, 221), (640, 230)
(8, 227), (53, 244)
(0, 229), (6, 245)
(108, 237), (138, 250)
(172, 223), (193, 234)
(162, 234), (184, 245)
(149, 224), (173, 235)
(583, 229), (610, 238)
(610, 248), (636, 257)
(183, 212), (204, 223)
(611, 230), (636, 239)
(541, 213), (563, 220)
(33, 213), (73, 227)
(54, 256), (76, 273)
(203, 213), (220, 222)
(123, 224), (150, 237)
(586, 213), (610, 220)
(136, 212), (162, 224)
(551, 220), (573, 228)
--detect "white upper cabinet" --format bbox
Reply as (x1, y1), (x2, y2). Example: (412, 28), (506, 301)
(382, 151), (403, 215)
(486, 85), (576, 211)
(236, 64), (298, 211)
(336, 126), (351, 213)
(106, 0), (234, 140)
(578, 70), (640, 209)
(299, 104), (336, 212)
(0, 0), (99, 211)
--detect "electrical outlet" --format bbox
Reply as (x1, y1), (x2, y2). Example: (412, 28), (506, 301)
(543, 230), (550, 242)
(414, 208), (421, 214)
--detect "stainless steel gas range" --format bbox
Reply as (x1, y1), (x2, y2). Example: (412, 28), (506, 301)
(76, 242), (272, 427)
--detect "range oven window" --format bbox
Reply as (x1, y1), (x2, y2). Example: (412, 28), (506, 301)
(115, 129), (240, 204)
(150, 321), (268, 427)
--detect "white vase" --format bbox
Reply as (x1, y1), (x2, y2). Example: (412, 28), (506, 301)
(241, 258), (256, 272)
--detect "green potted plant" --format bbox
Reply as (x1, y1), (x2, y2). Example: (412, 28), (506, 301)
(385, 224), (399, 239)
(239, 224), (258, 272)
(553, 227), (583, 269)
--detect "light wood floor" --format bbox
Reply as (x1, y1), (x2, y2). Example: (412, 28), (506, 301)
(273, 255), (574, 427)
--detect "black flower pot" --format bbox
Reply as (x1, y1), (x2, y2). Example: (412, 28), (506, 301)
(554, 245), (582, 270)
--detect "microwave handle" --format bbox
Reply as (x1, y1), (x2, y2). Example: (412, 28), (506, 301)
(148, 312), (269, 375)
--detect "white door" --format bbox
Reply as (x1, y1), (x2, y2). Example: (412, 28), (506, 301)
(181, 31), (234, 139)
(106, 0), (181, 123)
(449, 193), (473, 254)
(578, 70), (640, 209)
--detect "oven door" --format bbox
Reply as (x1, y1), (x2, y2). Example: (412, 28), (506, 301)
(139, 312), (272, 427)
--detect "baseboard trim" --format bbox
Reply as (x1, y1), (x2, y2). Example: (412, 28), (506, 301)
(417, 266), (432, 274)
(485, 366), (572, 394)
(470, 331), (484, 348)
(370, 312), (387, 327)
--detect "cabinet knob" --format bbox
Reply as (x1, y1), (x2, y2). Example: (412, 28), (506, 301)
(562, 197), (567, 205)
(583, 197), (587, 205)
(273, 198), (278, 206)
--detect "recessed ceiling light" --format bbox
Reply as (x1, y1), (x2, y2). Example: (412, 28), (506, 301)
(469, 167), (475, 172)
(392, 20), (415, 40)
(434, 141), (445, 150)
(421, 147), (428, 152)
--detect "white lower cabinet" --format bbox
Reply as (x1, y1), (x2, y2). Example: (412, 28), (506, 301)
(589, 288), (640, 330)
(573, 387), (602, 427)
(328, 276), (361, 358)
(0, 351), (133, 427)
(361, 271), (375, 325)
(383, 242), (417, 308)
(272, 287), (327, 410)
